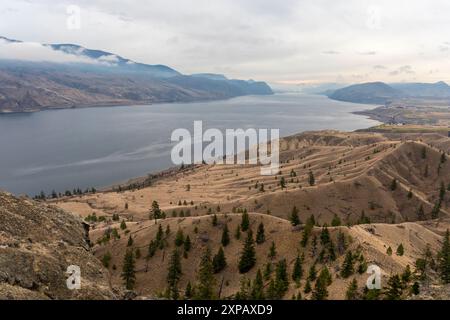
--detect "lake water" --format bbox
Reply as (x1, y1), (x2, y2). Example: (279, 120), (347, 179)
(0, 93), (380, 196)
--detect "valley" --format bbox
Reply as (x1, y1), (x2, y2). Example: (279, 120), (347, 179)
(47, 129), (450, 300)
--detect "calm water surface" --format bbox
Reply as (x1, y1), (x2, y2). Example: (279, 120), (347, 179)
(0, 93), (379, 195)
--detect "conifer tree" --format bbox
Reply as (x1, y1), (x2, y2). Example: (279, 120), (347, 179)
(308, 264), (317, 281)
(175, 229), (184, 247)
(212, 214), (218, 226)
(184, 235), (191, 253)
(256, 222), (266, 244)
(308, 171), (315, 186)
(386, 246), (393, 256)
(239, 230), (256, 273)
(417, 204), (425, 220)
(320, 225), (330, 246)
(195, 247), (216, 299)
(268, 241), (276, 260)
(312, 276), (328, 300)
(166, 249), (182, 299)
(241, 212), (250, 231)
(150, 200), (162, 223)
(341, 251), (354, 278)
(156, 224), (164, 245)
(212, 247), (227, 273)
(292, 255), (303, 283)
(184, 281), (193, 299)
(303, 278), (312, 294)
(251, 269), (265, 300)
(290, 206), (300, 226)
(121, 249), (136, 290)
(396, 243), (404, 256)
(127, 235), (133, 247)
(235, 225), (241, 240)
(385, 274), (403, 300)
(331, 214), (341, 227)
(120, 220), (127, 230)
(390, 179), (397, 191)
(266, 279), (277, 299)
(346, 278), (359, 300)
(221, 224), (230, 247)
(438, 229), (450, 283)
(274, 259), (289, 298)
(280, 176), (286, 189)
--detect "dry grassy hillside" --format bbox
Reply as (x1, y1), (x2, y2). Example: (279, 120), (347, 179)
(52, 130), (450, 299)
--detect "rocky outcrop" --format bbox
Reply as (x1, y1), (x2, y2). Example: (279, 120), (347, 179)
(0, 191), (115, 299)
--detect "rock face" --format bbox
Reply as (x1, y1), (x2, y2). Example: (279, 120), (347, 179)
(0, 191), (115, 299)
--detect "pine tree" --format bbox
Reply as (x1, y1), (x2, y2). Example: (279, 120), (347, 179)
(401, 265), (412, 284)
(120, 220), (127, 230)
(320, 225), (330, 246)
(341, 251), (354, 278)
(212, 247), (227, 273)
(407, 189), (413, 199)
(175, 229), (184, 247)
(150, 200), (162, 222)
(417, 204), (425, 220)
(345, 278), (359, 300)
(396, 243), (404, 256)
(385, 274), (403, 300)
(331, 214), (341, 226)
(266, 279), (277, 299)
(337, 230), (347, 254)
(155, 225), (164, 246)
(421, 146), (427, 159)
(290, 206), (300, 226)
(386, 246), (393, 256)
(268, 241), (276, 260)
(390, 178), (397, 191)
(121, 249), (136, 290)
(312, 276), (328, 300)
(274, 259), (289, 298)
(234, 225), (242, 240)
(184, 235), (191, 253)
(440, 182), (446, 201)
(280, 176), (286, 189)
(250, 269), (265, 300)
(308, 171), (315, 186)
(292, 255), (303, 283)
(438, 229), (450, 283)
(127, 235), (133, 247)
(221, 224), (230, 247)
(303, 278), (312, 294)
(185, 281), (193, 299)
(212, 214), (218, 226)
(166, 249), (182, 299)
(239, 230), (256, 273)
(256, 222), (266, 244)
(441, 152), (447, 164)
(308, 264), (317, 281)
(195, 247), (216, 299)
(241, 212), (250, 231)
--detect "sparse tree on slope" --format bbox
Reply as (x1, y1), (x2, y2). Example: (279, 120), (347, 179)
(166, 249), (182, 299)
(438, 229), (450, 283)
(195, 247), (216, 300)
(121, 249), (136, 290)
(239, 230), (256, 273)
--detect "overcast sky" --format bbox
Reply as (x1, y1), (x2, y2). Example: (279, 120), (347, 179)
(1, 0), (450, 85)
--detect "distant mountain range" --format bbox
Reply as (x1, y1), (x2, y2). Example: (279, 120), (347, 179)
(0, 36), (273, 113)
(327, 81), (450, 104)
